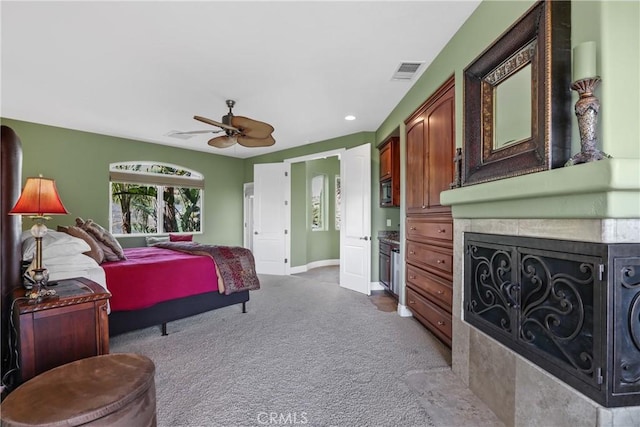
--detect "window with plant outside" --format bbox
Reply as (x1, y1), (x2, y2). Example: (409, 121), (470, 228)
(335, 175), (341, 230)
(311, 174), (327, 231)
(109, 162), (204, 236)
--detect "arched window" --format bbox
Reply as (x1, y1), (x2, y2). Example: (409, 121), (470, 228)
(109, 162), (204, 236)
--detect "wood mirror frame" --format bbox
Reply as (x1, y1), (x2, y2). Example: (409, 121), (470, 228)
(462, 0), (572, 186)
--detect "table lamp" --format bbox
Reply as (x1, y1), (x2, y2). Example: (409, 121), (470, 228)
(9, 175), (68, 301)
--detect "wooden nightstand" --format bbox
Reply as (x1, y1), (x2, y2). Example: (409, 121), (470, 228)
(12, 277), (111, 382)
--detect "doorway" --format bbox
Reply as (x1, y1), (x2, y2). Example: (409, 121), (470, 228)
(248, 143), (371, 295)
(288, 153), (341, 275)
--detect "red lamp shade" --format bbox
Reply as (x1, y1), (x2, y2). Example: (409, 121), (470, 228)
(9, 176), (69, 216)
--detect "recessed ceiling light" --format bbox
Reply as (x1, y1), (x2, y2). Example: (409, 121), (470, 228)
(345, 115), (356, 121)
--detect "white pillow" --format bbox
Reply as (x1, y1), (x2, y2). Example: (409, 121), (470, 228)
(145, 235), (169, 246)
(44, 253), (100, 271)
(22, 230), (91, 261)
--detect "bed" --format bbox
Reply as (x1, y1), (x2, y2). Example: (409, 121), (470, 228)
(1, 125), (256, 346)
(105, 243), (255, 336)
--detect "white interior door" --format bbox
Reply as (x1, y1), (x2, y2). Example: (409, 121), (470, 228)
(253, 163), (290, 275)
(243, 183), (254, 251)
(339, 143), (371, 295)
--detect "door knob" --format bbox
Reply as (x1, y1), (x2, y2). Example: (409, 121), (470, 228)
(359, 236), (369, 241)
(254, 231), (259, 235)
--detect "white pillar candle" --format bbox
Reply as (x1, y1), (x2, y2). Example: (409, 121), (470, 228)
(573, 41), (597, 82)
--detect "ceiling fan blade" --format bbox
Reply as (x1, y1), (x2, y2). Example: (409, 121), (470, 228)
(231, 116), (274, 139)
(170, 129), (223, 135)
(237, 135), (276, 148)
(194, 115), (239, 133)
(207, 135), (237, 148)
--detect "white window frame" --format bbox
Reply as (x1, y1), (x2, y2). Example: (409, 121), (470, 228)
(109, 161), (204, 236)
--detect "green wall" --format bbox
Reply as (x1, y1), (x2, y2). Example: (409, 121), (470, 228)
(2, 118), (246, 247)
(290, 162), (308, 266)
(244, 132), (373, 181)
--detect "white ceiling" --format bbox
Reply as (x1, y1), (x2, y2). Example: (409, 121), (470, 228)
(1, 1), (480, 159)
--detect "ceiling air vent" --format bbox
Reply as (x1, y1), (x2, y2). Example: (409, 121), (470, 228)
(391, 61), (425, 81)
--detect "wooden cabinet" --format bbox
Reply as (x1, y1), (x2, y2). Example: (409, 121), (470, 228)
(405, 80), (454, 215)
(13, 277), (110, 382)
(404, 76), (455, 347)
(378, 136), (399, 207)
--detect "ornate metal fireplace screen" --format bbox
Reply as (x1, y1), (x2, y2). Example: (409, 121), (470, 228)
(464, 233), (640, 408)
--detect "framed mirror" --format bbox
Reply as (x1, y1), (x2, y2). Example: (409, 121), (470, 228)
(462, 0), (572, 186)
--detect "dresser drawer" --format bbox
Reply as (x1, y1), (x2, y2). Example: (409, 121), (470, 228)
(406, 287), (452, 347)
(406, 265), (452, 311)
(406, 217), (453, 246)
(406, 241), (453, 280)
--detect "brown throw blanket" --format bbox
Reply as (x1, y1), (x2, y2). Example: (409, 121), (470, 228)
(155, 242), (260, 295)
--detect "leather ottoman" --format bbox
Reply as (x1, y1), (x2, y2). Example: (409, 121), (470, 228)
(1, 353), (156, 426)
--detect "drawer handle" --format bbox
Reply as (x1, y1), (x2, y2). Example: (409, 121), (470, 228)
(437, 228), (446, 233)
(437, 321), (446, 326)
(436, 259), (445, 264)
(421, 205), (426, 209)
(410, 226), (416, 231)
(409, 300), (415, 305)
(410, 251), (415, 255)
(436, 290), (444, 295)
(409, 275), (416, 280)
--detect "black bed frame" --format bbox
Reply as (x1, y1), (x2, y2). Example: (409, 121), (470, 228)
(109, 289), (249, 336)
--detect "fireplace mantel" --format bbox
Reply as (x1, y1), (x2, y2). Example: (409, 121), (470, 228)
(441, 158), (640, 219)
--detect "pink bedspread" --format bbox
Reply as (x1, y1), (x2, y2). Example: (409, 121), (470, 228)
(102, 247), (219, 311)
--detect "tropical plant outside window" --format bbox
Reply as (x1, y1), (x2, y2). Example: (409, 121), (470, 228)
(311, 174), (327, 231)
(109, 162), (204, 235)
(335, 175), (341, 230)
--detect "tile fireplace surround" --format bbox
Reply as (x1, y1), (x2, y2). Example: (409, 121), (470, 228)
(451, 219), (640, 427)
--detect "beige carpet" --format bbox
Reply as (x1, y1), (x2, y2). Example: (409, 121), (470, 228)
(110, 273), (503, 427)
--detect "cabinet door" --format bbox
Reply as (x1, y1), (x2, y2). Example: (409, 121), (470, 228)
(379, 253), (391, 287)
(406, 120), (426, 214)
(379, 143), (392, 181)
(21, 303), (98, 381)
(425, 86), (454, 210)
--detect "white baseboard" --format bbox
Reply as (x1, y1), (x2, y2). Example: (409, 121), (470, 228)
(370, 281), (384, 291)
(289, 265), (306, 274)
(397, 304), (413, 317)
(289, 259), (340, 275)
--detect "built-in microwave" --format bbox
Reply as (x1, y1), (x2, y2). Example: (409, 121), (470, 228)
(380, 179), (392, 206)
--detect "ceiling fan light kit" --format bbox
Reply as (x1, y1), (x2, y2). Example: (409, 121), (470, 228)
(193, 100), (275, 149)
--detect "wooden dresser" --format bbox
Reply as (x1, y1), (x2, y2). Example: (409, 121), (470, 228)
(404, 76), (455, 347)
(12, 277), (110, 382)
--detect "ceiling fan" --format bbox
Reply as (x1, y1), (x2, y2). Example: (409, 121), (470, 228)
(179, 100), (275, 148)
